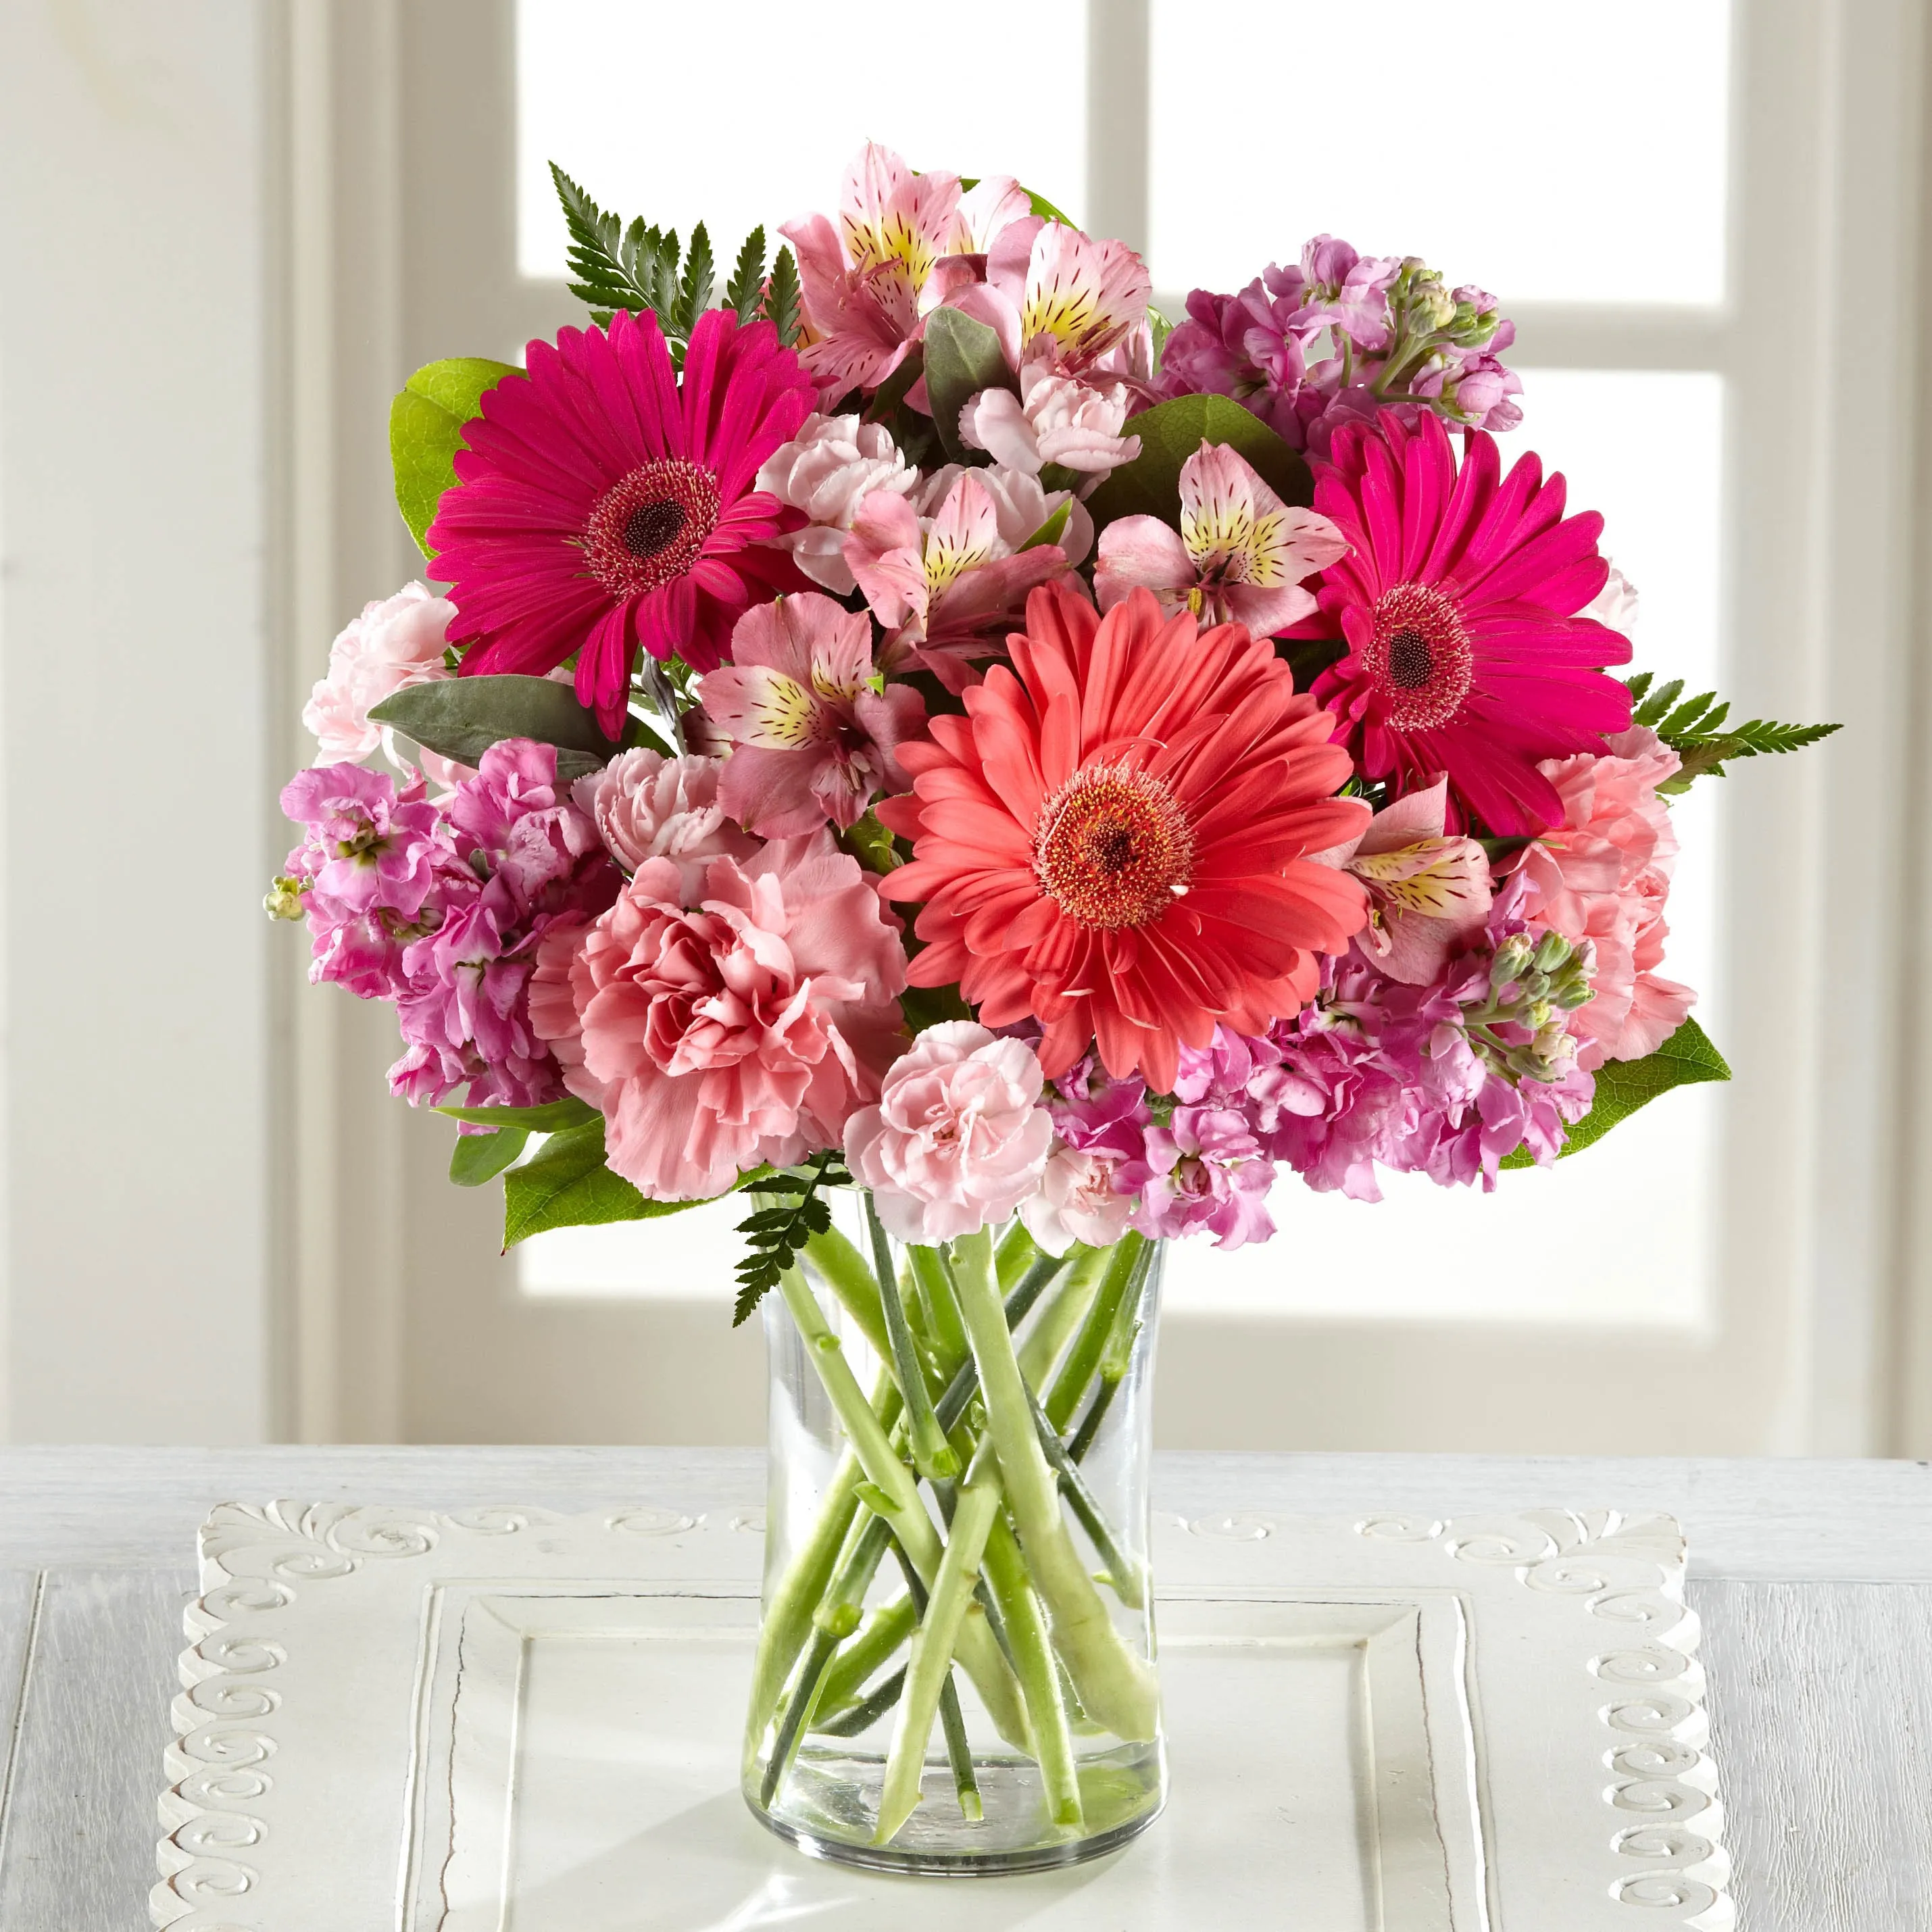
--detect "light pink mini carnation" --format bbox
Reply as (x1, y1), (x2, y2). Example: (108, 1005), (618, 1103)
(845, 1022), (1055, 1243)
(1019, 1145), (1133, 1256)
(571, 749), (756, 893)
(303, 582), (455, 765)
(530, 834), (908, 1199)
(756, 412), (920, 595)
(1517, 726), (1695, 1065)
(960, 362), (1141, 478)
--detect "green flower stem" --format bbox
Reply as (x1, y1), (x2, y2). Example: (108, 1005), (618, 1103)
(758, 1624), (841, 1807)
(776, 1266), (1030, 1751)
(747, 1366), (904, 1774)
(949, 1230), (1160, 1743)
(980, 1512), (1083, 1829)
(908, 1243), (969, 1377)
(742, 1439), (868, 1774)
(813, 1664), (906, 1738)
(926, 1249), (1065, 1436)
(1024, 1377), (1144, 1610)
(875, 1450), (1003, 1844)
(815, 1594), (916, 1714)
(1016, 1244), (1108, 1392)
(1043, 1235), (1147, 1432)
(995, 1219), (1040, 1292)
(937, 1672), (983, 1823)
(1068, 1250), (1156, 1462)
(864, 1197), (957, 1481)
(799, 1224), (891, 1360)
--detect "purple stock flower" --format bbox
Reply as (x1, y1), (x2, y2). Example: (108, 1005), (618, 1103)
(1127, 1106), (1278, 1248)
(276, 740), (622, 1111)
(1156, 235), (1524, 456)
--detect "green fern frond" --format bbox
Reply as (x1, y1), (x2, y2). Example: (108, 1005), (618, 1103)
(762, 246), (802, 347)
(724, 226), (767, 322)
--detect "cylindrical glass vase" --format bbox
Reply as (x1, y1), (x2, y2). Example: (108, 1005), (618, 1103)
(743, 1204), (1166, 1875)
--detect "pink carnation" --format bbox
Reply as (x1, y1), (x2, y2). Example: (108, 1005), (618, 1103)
(846, 1022), (1055, 1243)
(571, 749), (756, 891)
(530, 834), (908, 1199)
(1516, 726), (1695, 1065)
(1019, 1145), (1134, 1256)
(754, 412), (920, 595)
(302, 582), (455, 766)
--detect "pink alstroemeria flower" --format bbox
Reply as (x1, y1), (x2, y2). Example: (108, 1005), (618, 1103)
(845, 468), (1073, 690)
(783, 145), (1029, 402)
(1095, 441), (1347, 637)
(1310, 778), (1492, 985)
(944, 219), (1153, 378)
(698, 593), (926, 838)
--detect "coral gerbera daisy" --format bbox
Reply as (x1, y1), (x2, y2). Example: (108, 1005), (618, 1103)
(1297, 409), (1633, 835)
(876, 583), (1371, 1091)
(428, 308), (816, 737)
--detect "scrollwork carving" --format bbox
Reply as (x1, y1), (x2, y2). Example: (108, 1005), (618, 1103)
(1352, 1508), (1725, 1921)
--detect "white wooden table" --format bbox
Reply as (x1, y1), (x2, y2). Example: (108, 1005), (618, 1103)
(1, 1446), (1925, 1931)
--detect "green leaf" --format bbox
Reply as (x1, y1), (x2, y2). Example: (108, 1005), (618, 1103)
(1658, 690), (1719, 735)
(1501, 1017), (1731, 1168)
(450, 1125), (528, 1187)
(1025, 187), (1079, 226)
(900, 981), (974, 1033)
(1632, 677), (1683, 728)
(1625, 670), (1655, 704)
(863, 345), (926, 424)
(838, 810), (901, 875)
(922, 306), (1018, 463)
(1020, 501), (1072, 551)
(675, 222), (714, 337)
(1147, 305), (1174, 376)
(435, 1096), (601, 1131)
(762, 246), (802, 347)
(724, 226), (767, 322)
(1083, 393), (1313, 528)
(551, 163), (672, 326)
(503, 1120), (647, 1245)
(730, 1150), (849, 1324)
(389, 357), (519, 558)
(369, 674), (616, 774)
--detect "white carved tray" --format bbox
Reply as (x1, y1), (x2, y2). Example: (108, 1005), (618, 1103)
(153, 1502), (1730, 1930)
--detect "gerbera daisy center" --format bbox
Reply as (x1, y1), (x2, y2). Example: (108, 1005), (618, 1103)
(1033, 761), (1195, 930)
(1364, 583), (1475, 730)
(583, 459), (721, 597)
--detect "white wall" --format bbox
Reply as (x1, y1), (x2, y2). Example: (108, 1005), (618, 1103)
(0, 1), (274, 1440)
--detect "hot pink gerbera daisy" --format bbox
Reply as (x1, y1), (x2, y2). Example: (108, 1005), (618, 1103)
(1298, 410), (1633, 835)
(428, 309), (816, 736)
(876, 583), (1370, 1093)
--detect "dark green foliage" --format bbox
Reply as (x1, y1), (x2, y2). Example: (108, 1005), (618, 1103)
(368, 674), (617, 776)
(1083, 393), (1314, 528)
(733, 1151), (851, 1325)
(551, 163), (682, 328)
(724, 226), (768, 322)
(761, 245), (803, 347)
(923, 307), (1017, 463)
(1623, 671), (1841, 792)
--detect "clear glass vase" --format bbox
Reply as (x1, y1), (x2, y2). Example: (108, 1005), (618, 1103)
(743, 1202), (1166, 1875)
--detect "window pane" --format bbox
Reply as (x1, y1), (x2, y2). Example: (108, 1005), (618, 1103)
(516, 0), (1088, 280)
(1168, 370), (1728, 1324)
(1148, 0), (1731, 305)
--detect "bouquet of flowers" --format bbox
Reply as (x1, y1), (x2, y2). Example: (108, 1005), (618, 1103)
(268, 145), (1835, 1865)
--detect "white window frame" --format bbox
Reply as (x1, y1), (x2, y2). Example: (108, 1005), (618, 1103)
(270, 0), (1932, 1455)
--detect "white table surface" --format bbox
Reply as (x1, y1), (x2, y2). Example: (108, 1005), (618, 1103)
(3, 1445), (1927, 1931)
